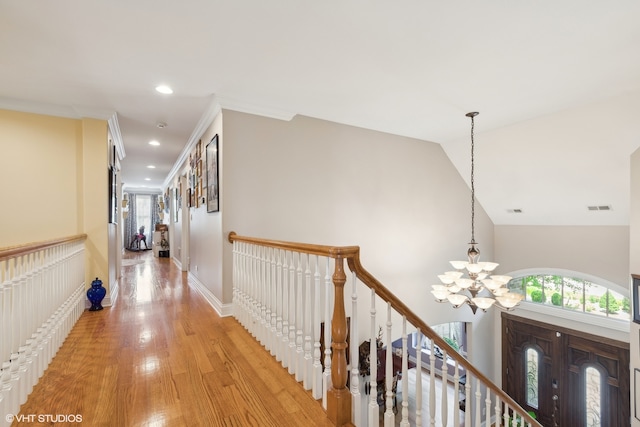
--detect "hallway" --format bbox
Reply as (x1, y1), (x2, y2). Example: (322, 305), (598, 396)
(13, 250), (332, 426)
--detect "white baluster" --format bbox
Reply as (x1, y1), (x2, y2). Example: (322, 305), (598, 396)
(295, 252), (304, 382)
(368, 289), (379, 427)
(384, 303), (394, 426)
(429, 339), (436, 427)
(17, 346), (28, 405)
(260, 246), (268, 347)
(475, 378), (482, 427)
(303, 254), (312, 390)
(1, 362), (13, 425)
(274, 249), (283, 362)
(8, 354), (19, 415)
(312, 255), (323, 400)
(453, 361), (461, 427)
(415, 329), (423, 427)
(281, 249), (290, 369)
(349, 271), (361, 426)
(465, 373), (472, 426)
(288, 251), (297, 375)
(485, 390), (492, 427)
(494, 396), (502, 427)
(400, 317), (409, 427)
(441, 348), (448, 426)
(322, 257), (332, 409)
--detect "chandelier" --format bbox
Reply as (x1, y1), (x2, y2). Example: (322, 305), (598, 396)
(431, 112), (523, 314)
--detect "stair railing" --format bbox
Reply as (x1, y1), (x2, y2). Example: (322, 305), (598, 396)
(228, 232), (541, 427)
(0, 234), (87, 427)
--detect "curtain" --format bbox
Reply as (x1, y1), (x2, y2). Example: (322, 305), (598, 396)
(149, 194), (161, 247)
(123, 193), (137, 249)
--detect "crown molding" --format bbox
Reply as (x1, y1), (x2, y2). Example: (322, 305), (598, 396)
(216, 95), (296, 121)
(163, 96), (222, 189)
(0, 97), (116, 121)
(108, 112), (126, 162)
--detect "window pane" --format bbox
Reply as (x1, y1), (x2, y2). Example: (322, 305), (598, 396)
(563, 277), (585, 312)
(136, 195), (151, 234)
(585, 366), (601, 427)
(526, 348), (539, 409)
(585, 282), (608, 318)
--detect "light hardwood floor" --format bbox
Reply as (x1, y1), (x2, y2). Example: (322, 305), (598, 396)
(13, 250), (334, 427)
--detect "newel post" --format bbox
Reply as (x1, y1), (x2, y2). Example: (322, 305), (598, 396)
(327, 255), (352, 426)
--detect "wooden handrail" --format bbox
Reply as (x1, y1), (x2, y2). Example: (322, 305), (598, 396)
(228, 232), (540, 426)
(0, 234), (88, 261)
(228, 231), (359, 258)
(347, 251), (540, 426)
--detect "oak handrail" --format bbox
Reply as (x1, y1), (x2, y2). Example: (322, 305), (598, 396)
(0, 234), (88, 261)
(228, 232), (540, 426)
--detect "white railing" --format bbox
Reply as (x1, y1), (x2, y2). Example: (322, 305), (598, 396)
(229, 232), (541, 427)
(0, 235), (87, 427)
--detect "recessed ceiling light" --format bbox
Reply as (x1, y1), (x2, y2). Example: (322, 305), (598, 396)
(156, 122), (167, 128)
(149, 140), (160, 146)
(155, 85), (173, 94)
(147, 165), (156, 169)
(145, 178), (151, 181)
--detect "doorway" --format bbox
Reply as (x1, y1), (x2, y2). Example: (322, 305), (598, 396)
(502, 313), (629, 426)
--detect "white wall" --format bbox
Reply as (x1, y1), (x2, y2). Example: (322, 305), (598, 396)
(495, 225), (629, 286)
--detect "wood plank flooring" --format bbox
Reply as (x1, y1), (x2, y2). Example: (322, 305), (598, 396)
(13, 250), (334, 427)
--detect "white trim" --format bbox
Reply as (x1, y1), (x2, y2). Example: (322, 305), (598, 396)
(514, 301), (630, 334)
(163, 97), (222, 189)
(504, 268), (631, 336)
(108, 113), (126, 161)
(188, 272), (233, 317)
(216, 95), (296, 121)
(507, 267), (629, 296)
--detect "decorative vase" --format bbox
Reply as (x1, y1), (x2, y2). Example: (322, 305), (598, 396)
(87, 277), (106, 311)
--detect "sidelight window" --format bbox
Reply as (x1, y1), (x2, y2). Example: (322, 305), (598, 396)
(525, 347), (539, 409)
(585, 366), (602, 427)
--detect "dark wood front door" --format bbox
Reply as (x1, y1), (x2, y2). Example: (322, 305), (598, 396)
(502, 313), (629, 426)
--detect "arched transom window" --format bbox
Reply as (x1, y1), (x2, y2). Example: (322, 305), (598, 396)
(507, 274), (629, 321)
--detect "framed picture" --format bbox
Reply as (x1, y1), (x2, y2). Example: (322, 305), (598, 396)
(108, 166), (117, 224)
(174, 187), (179, 223)
(206, 134), (219, 212)
(633, 275), (640, 324)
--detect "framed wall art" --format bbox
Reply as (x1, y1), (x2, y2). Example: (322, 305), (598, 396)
(633, 274), (640, 324)
(206, 134), (219, 213)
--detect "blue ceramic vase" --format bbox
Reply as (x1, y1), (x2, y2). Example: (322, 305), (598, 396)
(87, 277), (106, 311)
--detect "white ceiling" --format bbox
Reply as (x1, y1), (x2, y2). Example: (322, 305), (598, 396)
(2, 1), (639, 226)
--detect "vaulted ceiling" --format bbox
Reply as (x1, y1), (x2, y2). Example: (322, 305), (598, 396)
(2, 1), (639, 226)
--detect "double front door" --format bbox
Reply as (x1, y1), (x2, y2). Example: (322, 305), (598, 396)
(502, 313), (629, 426)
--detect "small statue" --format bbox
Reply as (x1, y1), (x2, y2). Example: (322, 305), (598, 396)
(129, 225), (148, 250)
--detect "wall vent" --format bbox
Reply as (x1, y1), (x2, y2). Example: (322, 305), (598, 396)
(587, 205), (612, 211)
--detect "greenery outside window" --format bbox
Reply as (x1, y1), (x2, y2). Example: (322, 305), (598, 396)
(507, 275), (629, 321)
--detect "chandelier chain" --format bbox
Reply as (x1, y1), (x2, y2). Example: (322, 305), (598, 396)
(470, 114), (475, 244)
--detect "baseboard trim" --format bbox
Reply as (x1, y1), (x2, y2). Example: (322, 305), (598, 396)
(187, 272), (233, 317)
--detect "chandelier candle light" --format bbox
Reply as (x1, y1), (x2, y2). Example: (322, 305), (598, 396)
(431, 112), (524, 314)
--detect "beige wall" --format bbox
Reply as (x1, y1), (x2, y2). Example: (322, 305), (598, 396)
(0, 109), (82, 245)
(188, 113), (224, 300)
(495, 225), (629, 286)
(0, 109), (110, 291)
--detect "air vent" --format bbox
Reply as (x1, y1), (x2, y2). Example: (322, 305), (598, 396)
(507, 209), (523, 214)
(587, 205), (612, 211)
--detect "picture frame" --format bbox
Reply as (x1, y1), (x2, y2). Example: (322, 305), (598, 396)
(633, 275), (640, 324)
(206, 134), (219, 213)
(108, 166), (117, 224)
(174, 187), (179, 223)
